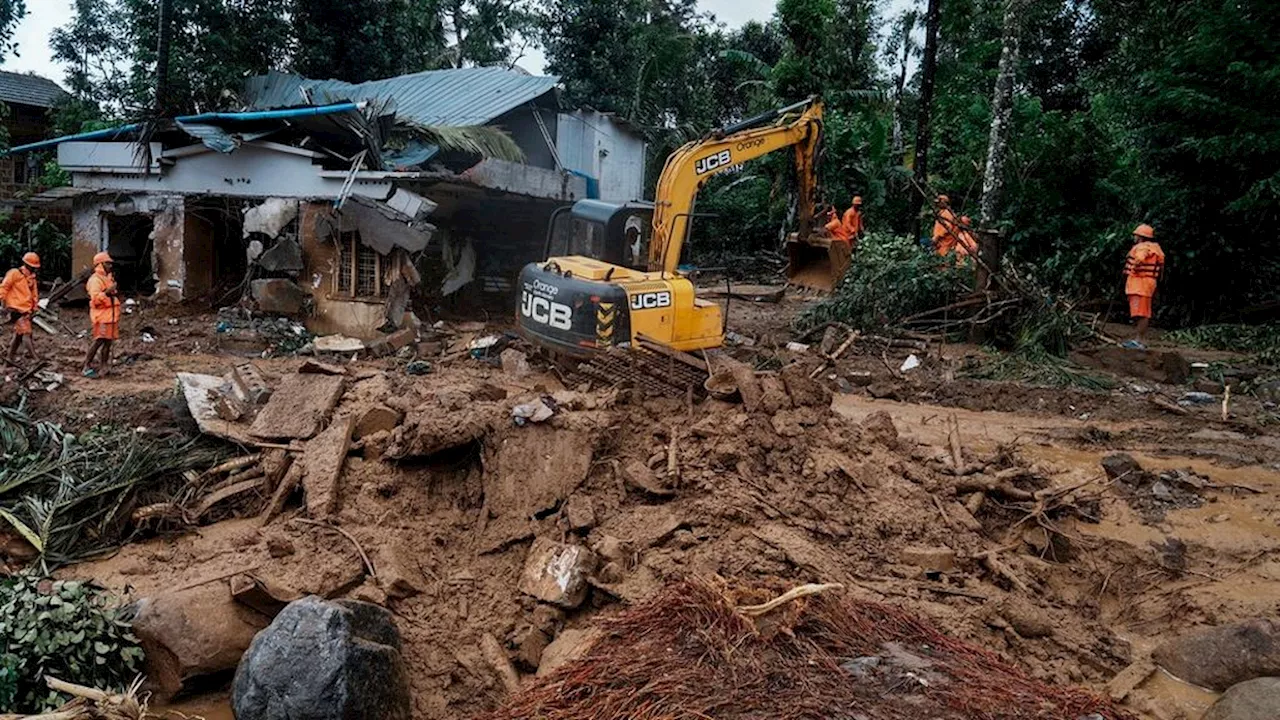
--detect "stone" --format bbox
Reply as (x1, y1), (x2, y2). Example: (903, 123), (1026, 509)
(258, 237), (304, 273)
(536, 628), (602, 677)
(230, 574), (301, 617)
(501, 348), (531, 377)
(132, 584), (271, 698)
(866, 382), (901, 401)
(299, 360), (347, 376)
(384, 327), (417, 351)
(518, 538), (598, 608)
(266, 535), (296, 558)
(1000, 597), (1054, 638)
(621, 460), (675, 497)
(595, 505), (682, 550)
(899, 545), (956, 573)
(564, 495), (597, 531)
(779, 363), (832, 408)
(1202, 677), (1280, 720)
(1153, 618), (1280, 691)
(1101, 453), (1144, 481)
(376, 545), (424, 600)
(314, 335), (366, 353)
(249, 374), (346, 440)
(860, 410), (899, 445)
(250, 279), (307, 316)
(233, 597), (410, 720)
(514, 626), (551, 670)
(355, 405), (403, 439)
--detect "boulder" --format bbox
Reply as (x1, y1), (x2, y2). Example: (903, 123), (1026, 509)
(518, 538), (598, 608)
(250, 279), (307, 316)
(258, 237), (304, 273)
(132, 584), (271, 698)
(1202, 677), (1280, 720)
(232, 596), (410, 720)
(1153, 618), (1280, 691)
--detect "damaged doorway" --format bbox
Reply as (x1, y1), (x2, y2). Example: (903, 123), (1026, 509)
(105, 214), (156, 296)
(186, 199), (253, 305)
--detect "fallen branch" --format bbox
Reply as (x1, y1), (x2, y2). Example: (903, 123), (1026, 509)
(737, 583), (843, 617)
(1148, 397), (1189, 416)
(202, 454), (262, 478)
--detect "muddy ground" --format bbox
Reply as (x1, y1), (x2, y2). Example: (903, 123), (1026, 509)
(7, 292), (1280, 720)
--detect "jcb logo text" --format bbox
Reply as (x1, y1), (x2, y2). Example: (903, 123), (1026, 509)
(630, 291), (672, 310)
(694, 150), (732, 175)
(521, 291), (572, 330)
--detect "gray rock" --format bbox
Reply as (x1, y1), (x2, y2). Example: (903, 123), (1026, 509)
(233, 596), (410, 720)
(1101, 453), (1143, 481)
(259, 237), (304, 273)
(250, 279), (307, 316)
(1202, 677), (1280, 720)
(1153, 618), (1280, 692)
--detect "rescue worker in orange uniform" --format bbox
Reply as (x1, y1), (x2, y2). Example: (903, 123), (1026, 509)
(1122, 223), (1164, 349)
(954, 215), (979, 262)
(83, 252), (121, 378)
(842, 196), (865, 245)
(932, 195), (962, 256)
(1, 252), (40, 364)
(822, 206), (852, 243)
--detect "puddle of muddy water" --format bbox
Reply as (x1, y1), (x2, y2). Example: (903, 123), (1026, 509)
(1141, 669), (1220, 720)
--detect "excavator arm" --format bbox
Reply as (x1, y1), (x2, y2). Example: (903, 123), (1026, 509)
(648, 98), (824, 274)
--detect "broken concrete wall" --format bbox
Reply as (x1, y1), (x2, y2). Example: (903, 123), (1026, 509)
(298, 201), (386, 339)
(71, 193), (187, 299)
(150, 198), (186, 302)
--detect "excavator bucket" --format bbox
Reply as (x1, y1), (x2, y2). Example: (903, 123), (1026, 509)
(785, 234), (852, 293)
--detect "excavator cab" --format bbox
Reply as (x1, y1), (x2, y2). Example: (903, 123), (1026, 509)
(545, 200), (655, 270)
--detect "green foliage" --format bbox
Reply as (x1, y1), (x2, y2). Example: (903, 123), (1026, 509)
(798, 232), (970, 331)
(0, 220), (72, 283)
(963, 348), (1116, 391)
(0, 0), (25, 62)
(0, 401), (223, 566)
(37, 160), (70, 190)
(1165, 324), (1280, 366)
(0, 574), (143, 713)
(397, 121), (524, 163)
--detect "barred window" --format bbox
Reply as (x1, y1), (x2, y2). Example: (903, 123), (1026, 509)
(334, 231), (382, 299)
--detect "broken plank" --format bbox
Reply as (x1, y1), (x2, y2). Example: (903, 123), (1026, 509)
(259, 462), (304, 526)
(302, 414), (355, 518)
(194, 477), (266, 519)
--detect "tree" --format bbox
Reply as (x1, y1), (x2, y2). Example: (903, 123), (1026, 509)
(910, 0), (941, 230)
(975, 0), (1026, 288)
(0, 0), (24, 63)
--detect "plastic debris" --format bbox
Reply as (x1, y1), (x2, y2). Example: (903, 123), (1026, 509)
(1178, 391), (1216, 406)
(900, 354), (921, 372)
(405, 360), (432, 376)
(785, 341), (810, 353)
(512, 397), (557, 425)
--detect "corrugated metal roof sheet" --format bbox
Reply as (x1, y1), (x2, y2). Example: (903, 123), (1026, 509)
(243, 67), (560, 127)
(0, 71), (69, 109)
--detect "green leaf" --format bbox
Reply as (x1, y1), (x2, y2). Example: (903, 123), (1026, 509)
(0, 509), (42, 554)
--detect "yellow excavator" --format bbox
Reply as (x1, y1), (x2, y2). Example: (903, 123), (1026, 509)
(516, 97), (843, 365)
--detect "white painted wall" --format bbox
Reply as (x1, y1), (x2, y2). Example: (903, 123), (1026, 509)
(556, 112), (646, 203)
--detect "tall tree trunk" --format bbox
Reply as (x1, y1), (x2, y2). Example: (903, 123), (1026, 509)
(452, 0), (466, 67)
(891, 13), (915, 154)
(910, 0), (942, 234)
(975, 0), (1024, 291)
(155, 0), (173, 116)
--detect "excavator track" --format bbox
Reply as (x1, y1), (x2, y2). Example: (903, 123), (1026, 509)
(575, 340), (710, 398)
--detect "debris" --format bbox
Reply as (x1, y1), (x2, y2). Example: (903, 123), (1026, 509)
(999, 597), (1054, 638)
(376, 544), (424, 599)
(501, 348), (530, 377)
(564, 495), (597, 531)
(1178, 391), (1218, 406)
(300, 415), (356, 518)
(481, 633), (522, 695)
(177, 372), (258, 445)
(233, 597), (411, 720)
(1201, 677), (1280, 720)
(470, 335), (501, 352)
(621, 460), (675, 497)
(535, 628), (601, 678)
(250, 374), (345, 440)
(355, 405), (403, 439)
(314, 335), (367, 353)
(512, 397), (556, 425)
(230, 573), (301, 617)
(405, 360), (432, 375)
(259, 463), (304, 526)
(900, 354), (922, 372)
(1106, 659), (1156, 702)
(785, 341), (810, 353)
(899, 546), (957, 573)
(250, 279), (308, 315)
(518, 538), (598, 608)
(132, 583), (271, 698)
(299, 359), (347, 376)
(242, 197), (299, 239)
(193, 477), (266, 520)
(266, 535), (296, 558)
(859, 410), (899, 446)
(258, 237), (304, 273)
(1149, 396), (1191, 416)
(1152, 617), (1280, 691)
(595, 505), (681, 551)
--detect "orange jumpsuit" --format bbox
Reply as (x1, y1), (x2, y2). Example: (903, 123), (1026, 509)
(932, 208), (961, 256)
(824, 214), (852, 243)
(1124, 241), (1164, 319)
(87, 266), (121, 340)
(842, 207), (864, 240)
(1, 267), (38, 335)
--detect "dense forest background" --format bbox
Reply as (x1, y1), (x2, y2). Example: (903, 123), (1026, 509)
(3, 0), (1277, 324)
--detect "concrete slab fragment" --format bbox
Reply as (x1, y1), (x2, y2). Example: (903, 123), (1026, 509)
(249, 374), (346, 440)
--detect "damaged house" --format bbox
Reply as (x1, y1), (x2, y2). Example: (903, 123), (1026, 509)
(6, 67), (645, 338)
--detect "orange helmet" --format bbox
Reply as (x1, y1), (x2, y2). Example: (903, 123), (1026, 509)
(937, 194), (950, 205)
(1133, 223), (1155, 239)
(852, 196), (863, 205)
(21, 252), (40, 269)
(93, 251), (113, 266)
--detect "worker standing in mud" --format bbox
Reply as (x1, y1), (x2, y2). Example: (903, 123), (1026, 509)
(1122, 223), (1164, 350)
(842, 196), (865, 246)
(822, 206), (852, 244)
(83, 252), (120, 378)
(1, 252), (40, 365)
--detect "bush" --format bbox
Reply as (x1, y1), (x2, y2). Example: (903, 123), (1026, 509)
(798, 232), (970, 332)
(0, 574), (144, 713)
(0, 219), (73, 282)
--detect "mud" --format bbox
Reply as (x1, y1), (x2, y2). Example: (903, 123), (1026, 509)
(16, 299), (1280, 720)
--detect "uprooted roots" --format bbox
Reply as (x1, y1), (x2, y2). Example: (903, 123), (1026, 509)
(479, 580), (1135, 720)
